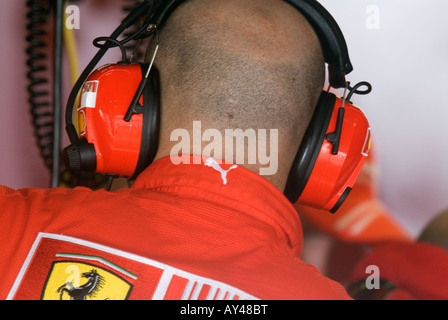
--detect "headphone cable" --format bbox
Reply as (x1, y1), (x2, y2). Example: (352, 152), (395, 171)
(65, 1), (155, 144)
(346, 81), (372, 103)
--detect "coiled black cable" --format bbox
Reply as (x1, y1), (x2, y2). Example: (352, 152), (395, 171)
(25, 0), (108, 189)
(25, 0), (54, 170)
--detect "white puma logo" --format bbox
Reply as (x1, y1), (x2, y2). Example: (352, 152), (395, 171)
(204, 158), (238, 185)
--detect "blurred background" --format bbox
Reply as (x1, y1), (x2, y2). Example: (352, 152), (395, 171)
(0, 0), (447, 239)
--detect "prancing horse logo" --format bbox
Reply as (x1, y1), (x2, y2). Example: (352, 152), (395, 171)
(56, 269), (104, 300)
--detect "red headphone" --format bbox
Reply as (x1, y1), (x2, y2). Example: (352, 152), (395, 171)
(71, 63), (159, 178)
(63, 0), (372, 213)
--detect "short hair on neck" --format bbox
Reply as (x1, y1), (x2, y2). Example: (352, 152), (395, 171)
(147, 0), (325, 146)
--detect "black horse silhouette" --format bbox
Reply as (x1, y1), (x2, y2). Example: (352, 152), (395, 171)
(56, 269), (105, 300)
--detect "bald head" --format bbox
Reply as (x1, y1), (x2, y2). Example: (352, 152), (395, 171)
(147, 0), (325, 191)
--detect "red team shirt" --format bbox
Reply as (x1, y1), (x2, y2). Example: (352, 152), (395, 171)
(0, 156), (350, 300)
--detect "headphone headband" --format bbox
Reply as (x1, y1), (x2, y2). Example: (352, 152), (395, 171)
(283, 0), (353, 87)
(145, 0), (352, 88)
(65, 0), (352, 144)
(63, 0), (370, 213)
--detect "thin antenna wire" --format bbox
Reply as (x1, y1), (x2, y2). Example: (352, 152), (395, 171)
(144, 25), (159, 78)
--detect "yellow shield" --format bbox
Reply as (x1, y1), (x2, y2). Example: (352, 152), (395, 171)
(42, 261), (132, 300)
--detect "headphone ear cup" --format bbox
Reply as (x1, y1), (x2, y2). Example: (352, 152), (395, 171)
(64, 63), (161, 178)
(285, 91), (371, 213)
(131, 65), (161, 179)
(284, 91), (335, 204)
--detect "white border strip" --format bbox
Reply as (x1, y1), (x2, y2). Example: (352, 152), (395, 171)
(7, 232), (258, 300)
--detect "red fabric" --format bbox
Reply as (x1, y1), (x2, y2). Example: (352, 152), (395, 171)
(0, 156), (350, 300)
(350, 242), (448, 300)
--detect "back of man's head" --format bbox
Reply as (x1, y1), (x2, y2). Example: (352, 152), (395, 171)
(148, 0), (325, 191)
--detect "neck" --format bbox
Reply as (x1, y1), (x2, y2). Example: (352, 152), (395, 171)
(154, 121), (296, 192)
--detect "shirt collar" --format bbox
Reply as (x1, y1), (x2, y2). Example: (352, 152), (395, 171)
(132, 155), (303, 255)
